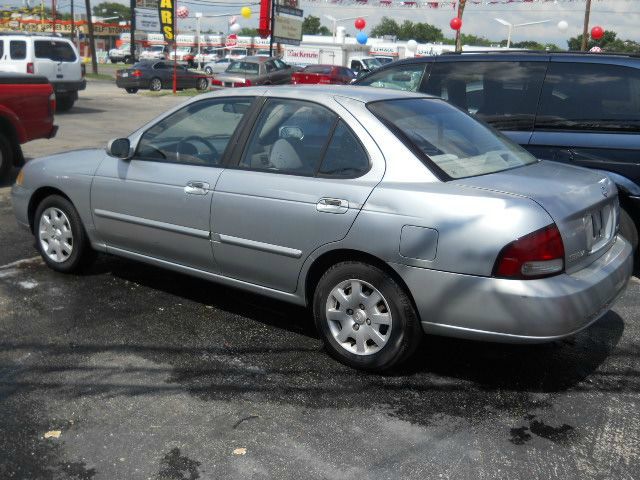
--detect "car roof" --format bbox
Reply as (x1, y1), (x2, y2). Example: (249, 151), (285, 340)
(236, 56), (273, 63)
(200, 85), (433, 103)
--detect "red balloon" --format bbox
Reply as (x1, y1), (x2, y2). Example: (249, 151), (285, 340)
(591, 25), (604, 40)
(354, 18), (366, 30)
(450, 17), (462, 31)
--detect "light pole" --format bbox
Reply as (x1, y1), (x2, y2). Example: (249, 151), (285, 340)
(195, 11), (202, 62)
(494, 18), (551, 48)
(324, 14), (367, 43)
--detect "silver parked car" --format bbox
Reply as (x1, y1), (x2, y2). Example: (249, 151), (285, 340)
(211, 56), (296, 87)
(12, 86), (633, 371)
(202, 57), (232, 75)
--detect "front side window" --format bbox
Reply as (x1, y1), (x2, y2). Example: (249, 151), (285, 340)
(362, 58), (382, 70)
(265, 61), (276, 73)
(424, 61), (546, 131)
(240, 99), (337, 175)
(536, 62), (640, 132)
(357, 64), (427, 92)
(0, 40), (4, 58)
(10, 40), (26, 60)
(274, 59), (288, 70)
(34, 40), (77, 62)
(369, 98), (537, 180)
(136, 98), (253, 165)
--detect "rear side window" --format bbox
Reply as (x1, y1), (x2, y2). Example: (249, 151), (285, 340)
(537, 62), (640, 132)
(305, 65), (332, 74)
(10, 41), (26, 60)
(34, 41), (76, 62)
(357, 64), (427, 92)
(0, 40), (4, 58)
(424, 61), (546, 131)
(318, 121), (369, 178)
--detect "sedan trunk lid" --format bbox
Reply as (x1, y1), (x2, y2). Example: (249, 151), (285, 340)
(454, 160), (619, 273)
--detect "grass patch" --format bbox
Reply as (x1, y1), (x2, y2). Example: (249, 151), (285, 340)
(141, 89), (207, 97)
(85, 73), (115, 81)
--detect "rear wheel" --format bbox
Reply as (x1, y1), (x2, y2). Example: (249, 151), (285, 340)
(56, 94), (75, 112)
(313, 261), (422, 371)
(34, 195), (95, 273)
(196, 78), (208, 91)
(125, 87), (139, 94)
(204, 66), (213, 75)
(0, 132), (14, 182)
(149, 77), (162, 92)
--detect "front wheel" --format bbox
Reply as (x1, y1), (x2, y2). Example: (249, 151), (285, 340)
(196, 78), (208, 91)
(204, 67), (213, 75)
(149, 77), (162, 92)
(34, 195), (95, 273)
(125, 87), (139, 94)
(313, 261), (422, 371)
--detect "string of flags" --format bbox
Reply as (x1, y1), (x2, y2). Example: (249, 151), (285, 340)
(300, 0), (628, 8)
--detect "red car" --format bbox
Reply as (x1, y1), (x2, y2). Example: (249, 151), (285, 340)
(0, 73), (56, 181)
(291, 65), (356, 85)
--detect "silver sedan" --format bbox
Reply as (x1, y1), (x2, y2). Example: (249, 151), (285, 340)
(12, 86), (633, 371)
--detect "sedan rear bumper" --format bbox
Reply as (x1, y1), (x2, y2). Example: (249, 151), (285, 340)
(391, 235), (633, 343)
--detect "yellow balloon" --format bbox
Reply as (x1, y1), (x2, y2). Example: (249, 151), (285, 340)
(241, 6), (251, 19)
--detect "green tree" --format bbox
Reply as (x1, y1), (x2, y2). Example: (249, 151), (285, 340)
(567, 30), (640, 53)
(92, 1), (130, 22)
(238, 27), (258, 36)
(370, 17), (400, 38)
(302, 15), (330, 35)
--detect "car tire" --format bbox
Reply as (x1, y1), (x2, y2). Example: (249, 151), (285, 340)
(34, 195), (96, 273)
(110, 58), (117, 64)
(204, 67), (213, 75)
(124, 56), (131, 64)
(125, 88), (139, 94)
(56, 95), (75, 112)
(196, 78), (208, 91)
(313, 261), (422, 371)
(149, 77), (162, 92)
(0, 132), (14, 182)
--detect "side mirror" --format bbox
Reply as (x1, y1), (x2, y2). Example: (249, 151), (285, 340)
(107, 138), (132, 159)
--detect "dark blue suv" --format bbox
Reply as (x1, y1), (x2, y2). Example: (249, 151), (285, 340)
(355, 52), (640, 259)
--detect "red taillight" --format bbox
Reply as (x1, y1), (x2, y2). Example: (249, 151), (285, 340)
(244, 79), (252, 86)
(233, 79), (251, 87)
(27, 62), (34, 74)
(211, 79), (223, 86)
(493, 224), (565, 279)
(318, 75), (332, 84)
(131, 70), (143, 77)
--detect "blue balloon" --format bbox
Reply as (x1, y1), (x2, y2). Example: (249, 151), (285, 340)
(356, 32), (368, 45)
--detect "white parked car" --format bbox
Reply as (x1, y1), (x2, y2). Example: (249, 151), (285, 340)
(194, 47), (223, 69)
(140, 45), (168, 61)
(202, 57), (232, 75)
(0, 33), (85, 111)
(108, 43), (139, 64)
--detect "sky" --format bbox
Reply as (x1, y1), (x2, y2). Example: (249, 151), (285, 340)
(4, 0), (639, 47)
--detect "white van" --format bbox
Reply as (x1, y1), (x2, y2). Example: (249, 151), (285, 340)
(0, 33), (85, 111)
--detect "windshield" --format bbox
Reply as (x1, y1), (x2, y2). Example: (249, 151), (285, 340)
(363, 58), (382, 69)
(368, 98), (537, 180)
(226, 61), (259, 74)
(150, 46), (164, 52)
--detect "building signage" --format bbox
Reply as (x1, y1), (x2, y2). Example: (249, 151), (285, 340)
(370, 44), (398, 56)
(135, 7), (160, 33)
(158, 0), (175, 43)
(283, 46), (319, 64)
(273, 14), (302, 46)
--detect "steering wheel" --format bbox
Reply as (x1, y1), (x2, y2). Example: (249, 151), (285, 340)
(176, 135), (219, 164)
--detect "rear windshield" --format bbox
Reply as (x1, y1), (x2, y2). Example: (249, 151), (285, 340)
(368, 98), (537, 180)
(227, 61), (259, 74)
(34, 40), (76, 62)
(304, 65), (333, 74)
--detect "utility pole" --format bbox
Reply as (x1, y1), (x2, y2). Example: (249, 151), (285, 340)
(581, 0), (591, 51)
(70, 0), (74, 43)
(52, 0), (56, 33)
(455, 0), (466, 53)
(130, 0), (136, 63)
(84, 0), (98, 73)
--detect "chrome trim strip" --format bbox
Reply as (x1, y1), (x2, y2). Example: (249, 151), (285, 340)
(218, 233), (303, 259)
(94, 209), (210, 240)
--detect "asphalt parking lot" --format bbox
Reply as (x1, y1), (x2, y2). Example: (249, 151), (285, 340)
(1, 81), (639, 480)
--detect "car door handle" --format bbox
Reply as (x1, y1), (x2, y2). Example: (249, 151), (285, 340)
(317, 198), (349, 214)
(184, 181), (210, 195)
